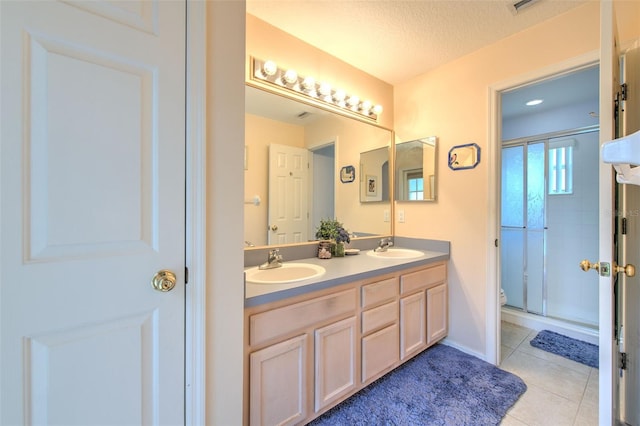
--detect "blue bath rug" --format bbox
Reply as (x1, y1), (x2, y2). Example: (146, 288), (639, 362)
(308, 344), (527, 426)
(530, 330), (598, 368)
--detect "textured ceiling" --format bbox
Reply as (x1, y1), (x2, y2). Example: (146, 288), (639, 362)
(246, 0), (587, 85)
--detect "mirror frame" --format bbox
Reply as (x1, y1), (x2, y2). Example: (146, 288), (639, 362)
(448, 143), (481, 170)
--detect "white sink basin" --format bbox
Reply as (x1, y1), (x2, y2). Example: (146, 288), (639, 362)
(367, 248), (424, 259)
(245, 263), (326, 284)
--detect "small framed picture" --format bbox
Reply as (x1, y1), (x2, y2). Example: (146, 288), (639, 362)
(366, 175), (378, 196)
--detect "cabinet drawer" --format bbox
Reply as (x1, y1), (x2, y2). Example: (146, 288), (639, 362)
(361, 324), (399, 383)
(361, 277), (397, 309)
(361, 301), (397, 335)
(250, 288), (357, 346)
(400, 263), (446, 295)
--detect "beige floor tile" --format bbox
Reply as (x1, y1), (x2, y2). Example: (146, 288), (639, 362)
(507, 383), (580, 426)
(502, 322), (531, 349)
(500, 349), (590, 402)
(500, 413), (528, 425)
(574, 395), (598, 426)
(501, 344), (515, 364)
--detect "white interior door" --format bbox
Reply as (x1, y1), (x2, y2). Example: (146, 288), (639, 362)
(0, 1), (186, 424)
(618, 44), (640, 426)
(598, 2), (621, 423)
(268, 144), (309, 245)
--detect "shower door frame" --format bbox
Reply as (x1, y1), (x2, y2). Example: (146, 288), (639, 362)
(501, 125), (599, 318)
(501, 138), (548, 316)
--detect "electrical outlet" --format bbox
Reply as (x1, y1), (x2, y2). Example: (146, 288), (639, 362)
(398, 210), (405, 223)
(384, 210), (390, 222)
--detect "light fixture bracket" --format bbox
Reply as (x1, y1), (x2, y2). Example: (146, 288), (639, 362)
(250, 57), (382, 122)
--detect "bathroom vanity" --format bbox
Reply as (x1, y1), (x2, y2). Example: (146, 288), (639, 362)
(243, 242), (449, 425)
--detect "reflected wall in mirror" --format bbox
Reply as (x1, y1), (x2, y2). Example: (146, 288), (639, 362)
(360, 147), (390, 203)
(395, 136), (437, 202)
(245, 85), (393, 248)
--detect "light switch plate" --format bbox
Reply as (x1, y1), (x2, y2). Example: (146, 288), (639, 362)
(398, 210), (405, 223)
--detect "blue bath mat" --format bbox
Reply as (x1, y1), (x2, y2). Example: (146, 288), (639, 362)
(309, 344), (526, 425)
(530, 330), (598, 368)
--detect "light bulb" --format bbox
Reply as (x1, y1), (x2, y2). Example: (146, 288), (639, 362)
(302, 76), (316, 91)
(333, 89), (346, 102)
(318, 82), (331, 96)
(263, 60), (277, 77)
(283, 69), (298, 85)
(347, 95), (360, 107)
(373, 105), (383, 115)
(360, 100), (372, 113)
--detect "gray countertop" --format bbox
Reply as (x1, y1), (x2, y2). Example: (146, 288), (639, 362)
(245, 243), (449, 307)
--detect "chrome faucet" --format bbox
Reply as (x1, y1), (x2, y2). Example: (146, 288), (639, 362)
(259, 248), (283, 270)
(374, 238), (394, 252)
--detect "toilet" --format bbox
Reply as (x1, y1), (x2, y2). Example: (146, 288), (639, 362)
(500, 288), (507, 306)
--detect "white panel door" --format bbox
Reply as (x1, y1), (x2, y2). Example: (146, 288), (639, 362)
(0, 1), (186, 425)
(268, 144), (309, 245)
(619, 44), (640, 426)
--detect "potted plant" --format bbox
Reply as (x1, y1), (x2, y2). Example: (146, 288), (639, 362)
(315, 218), (350, 257)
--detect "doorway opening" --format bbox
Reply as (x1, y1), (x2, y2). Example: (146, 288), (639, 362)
(498, 65), (600, 359)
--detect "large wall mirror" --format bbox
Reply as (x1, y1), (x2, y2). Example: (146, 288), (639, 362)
(245, 85), (393, 248)
(395, 136), (437, 202)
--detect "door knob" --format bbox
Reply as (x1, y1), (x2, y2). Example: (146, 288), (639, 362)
(152, 270), (176, 292)
(270, 225), (278, 231)
(614, 263), (636, 277)
(579, 260), (599, 273)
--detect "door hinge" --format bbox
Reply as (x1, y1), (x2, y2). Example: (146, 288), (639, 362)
(620, 352), (628, 370)
(622, 217), (627, 235)
(185, 266), (189, 284)
(621, 83), (628, 101)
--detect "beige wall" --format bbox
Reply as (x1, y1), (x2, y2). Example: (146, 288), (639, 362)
(393, 1), (639, 356)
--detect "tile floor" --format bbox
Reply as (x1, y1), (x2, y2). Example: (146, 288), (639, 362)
(500, 322), (599, 426)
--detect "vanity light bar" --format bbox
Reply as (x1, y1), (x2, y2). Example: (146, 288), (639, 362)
(252, 58), (383, 122)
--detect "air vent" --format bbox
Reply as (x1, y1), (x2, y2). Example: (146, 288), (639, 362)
(512, 0), (540, 14)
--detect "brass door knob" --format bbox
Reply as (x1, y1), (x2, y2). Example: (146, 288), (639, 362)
(152, 270), (176, 292)
(270, 225), (278, 231)
(614, 263), (636, 277)
(579, 260), (599, 272)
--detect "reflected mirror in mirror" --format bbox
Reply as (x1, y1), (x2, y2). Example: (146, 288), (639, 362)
(360, 147), (390, 203)
(245, 85), (392, 248)
(395, 136), (437, 201)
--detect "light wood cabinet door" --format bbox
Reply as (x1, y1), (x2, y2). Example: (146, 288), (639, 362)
(426, 283), (448, 345)
(314, 317), (357, 412)
(362, 324), (399, 383)
(249, 334), (308, 426)
(400, 291), (426, 360)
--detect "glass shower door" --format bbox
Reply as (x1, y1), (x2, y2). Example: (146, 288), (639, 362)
(501, 142), (546, 314)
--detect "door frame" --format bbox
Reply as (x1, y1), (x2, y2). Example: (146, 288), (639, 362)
(185, 1), (206, 424)
(487, 51), (600, 365)
(185, 2), (246, 424)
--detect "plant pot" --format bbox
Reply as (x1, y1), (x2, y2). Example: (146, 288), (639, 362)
(334, 242), (345, 257)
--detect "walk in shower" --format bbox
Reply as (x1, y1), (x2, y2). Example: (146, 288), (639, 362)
(501, 128), (600, 328)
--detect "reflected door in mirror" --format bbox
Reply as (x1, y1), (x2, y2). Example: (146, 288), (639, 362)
(268, 144), (309, 244)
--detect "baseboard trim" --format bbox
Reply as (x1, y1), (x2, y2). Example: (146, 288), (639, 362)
(501, 307), (599, 345)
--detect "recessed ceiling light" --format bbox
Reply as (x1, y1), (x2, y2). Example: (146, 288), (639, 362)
(525, 99), (544, 106)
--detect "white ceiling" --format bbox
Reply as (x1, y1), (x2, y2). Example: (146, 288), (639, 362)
(246, 0), (598, 121)
(246, 0), (588, 85)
